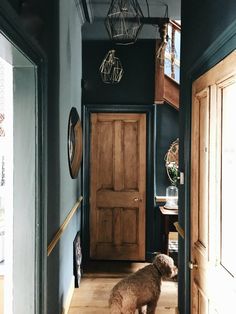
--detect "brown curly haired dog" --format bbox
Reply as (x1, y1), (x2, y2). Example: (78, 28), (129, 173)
(109, 254), (178, 314)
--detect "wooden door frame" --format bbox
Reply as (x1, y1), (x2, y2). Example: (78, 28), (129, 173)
(0, 2), (47, 313)
(82, 104), (155, 263)
(180, 19), (236, 314)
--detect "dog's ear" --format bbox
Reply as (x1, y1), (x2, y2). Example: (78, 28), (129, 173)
(154, 254), (176, 278)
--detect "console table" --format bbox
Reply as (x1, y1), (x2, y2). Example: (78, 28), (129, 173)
(159, 206), (178, 254)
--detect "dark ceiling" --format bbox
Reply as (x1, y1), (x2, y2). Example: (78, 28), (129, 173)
(90, 0), (181, 20)
(82, 0), (181, 40)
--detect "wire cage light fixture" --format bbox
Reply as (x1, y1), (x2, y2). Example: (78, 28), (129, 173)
(99, 50), (124, 84)
(105, 0), (144, 45)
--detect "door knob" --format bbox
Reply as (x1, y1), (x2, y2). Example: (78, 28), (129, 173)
(188, 261), (198, 270)
(133, 197), (139, 202)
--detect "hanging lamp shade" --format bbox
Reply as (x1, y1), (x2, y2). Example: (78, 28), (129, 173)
(105, 0), (144, 45)
(99, 50), (124, 84)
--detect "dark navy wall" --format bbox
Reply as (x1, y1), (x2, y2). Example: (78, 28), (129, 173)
(46, 1), (83, 313)
(82, 40), (155, 104)
(181, 0), (236, 72)
(155, 104), (179, 196)
(180, 1), (236, 313)
(154, 103), (179, 253)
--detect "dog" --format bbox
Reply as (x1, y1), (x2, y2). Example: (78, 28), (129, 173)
(109, 253), (178, 314)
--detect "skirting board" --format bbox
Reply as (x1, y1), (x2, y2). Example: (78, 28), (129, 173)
(62, 276), (74, 314)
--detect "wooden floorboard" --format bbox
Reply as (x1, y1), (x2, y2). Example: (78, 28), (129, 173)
(68, 263), (178, 314)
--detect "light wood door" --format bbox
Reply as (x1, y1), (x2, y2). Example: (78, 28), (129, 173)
(191, 50), (236, 313)
(90, 113), (146, 260)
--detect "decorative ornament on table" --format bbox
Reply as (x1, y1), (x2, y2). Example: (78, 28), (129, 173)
(164, 138), (179, 209)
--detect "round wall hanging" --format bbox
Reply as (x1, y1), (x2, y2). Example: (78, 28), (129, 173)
(67, 107), (83, 178)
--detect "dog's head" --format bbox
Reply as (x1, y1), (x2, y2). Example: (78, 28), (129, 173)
(153, 254), (178, 279)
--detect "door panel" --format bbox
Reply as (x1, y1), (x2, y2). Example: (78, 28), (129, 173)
(90, 113), (146, 260)
(198, 90), (209, 249)
(191, 50), (236, 313)
(191, 87), (210, 308)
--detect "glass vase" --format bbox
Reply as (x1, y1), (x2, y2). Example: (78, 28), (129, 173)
(164, 185), (178, 209)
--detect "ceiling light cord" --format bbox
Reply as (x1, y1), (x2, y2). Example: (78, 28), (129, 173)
(145, 0), (150, 18)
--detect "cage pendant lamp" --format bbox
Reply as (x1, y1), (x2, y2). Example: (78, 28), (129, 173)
(105, 0), (143, 45)
(99, 50), (124, 84)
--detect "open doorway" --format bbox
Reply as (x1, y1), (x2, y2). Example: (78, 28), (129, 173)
(0, 49), (14, 314)
(0, 29), (46, 314)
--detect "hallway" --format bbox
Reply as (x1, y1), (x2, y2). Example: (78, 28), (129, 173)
(68, 262), (178, 313)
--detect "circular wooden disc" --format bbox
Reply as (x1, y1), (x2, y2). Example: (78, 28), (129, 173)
(68, 107), (83, 178)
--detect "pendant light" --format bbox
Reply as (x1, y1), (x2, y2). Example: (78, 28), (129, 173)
(105, 0), (144, 45)
(99, 50), (124, 84)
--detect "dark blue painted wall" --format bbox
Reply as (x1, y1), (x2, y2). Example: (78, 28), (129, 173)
(181, 0), (236, 72)
(82, 40), (155, 104)
(180, 1), (236, 313)
(155, 104), (179, 196)
(46, 1), (83, 313)
(154, 104), (179, 253)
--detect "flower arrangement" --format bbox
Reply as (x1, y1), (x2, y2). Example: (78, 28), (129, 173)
(166, 161), (179, 186)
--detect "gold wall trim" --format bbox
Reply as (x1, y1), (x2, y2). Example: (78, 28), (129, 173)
(47, 196), (83, 256)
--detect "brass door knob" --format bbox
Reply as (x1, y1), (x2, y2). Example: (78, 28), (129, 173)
(133, 197), (142, 202)
(188, 261), (198, 270)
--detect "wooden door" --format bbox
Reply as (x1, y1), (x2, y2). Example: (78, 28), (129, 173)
(90, 113), (146, 260)
(191, 50), (236, 313)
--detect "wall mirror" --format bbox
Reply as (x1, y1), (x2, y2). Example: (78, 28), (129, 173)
(67, 107), (83, 178)
(164, 138), (179, 186)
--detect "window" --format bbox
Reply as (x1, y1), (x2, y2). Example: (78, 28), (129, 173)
(164, 21), (181, 83)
